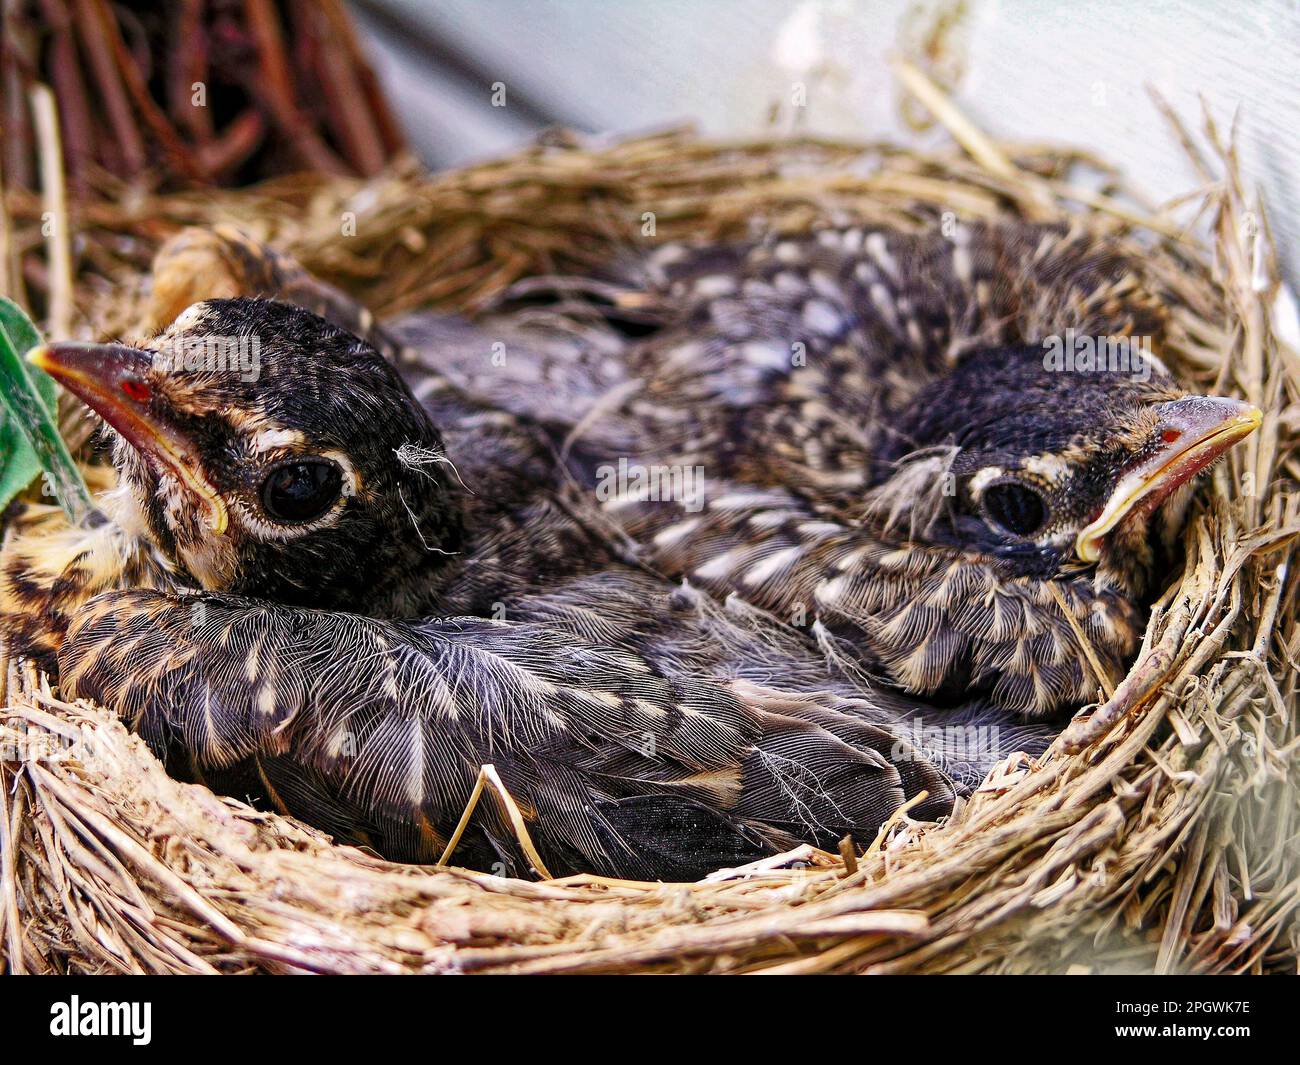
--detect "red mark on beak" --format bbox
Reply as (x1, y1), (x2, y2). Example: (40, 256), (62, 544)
(121, 379), (151, 403)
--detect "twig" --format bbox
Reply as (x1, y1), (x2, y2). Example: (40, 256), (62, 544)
(29, 83), (73, 336)
(73, 0), (146, 177)
(243, 0), (350, 176)
(1047, 580), (1117, 701)
(838, 835), (859, 877)
(438, 764), (555, 879)
(0, 764), (27, 974)
(93, 0), (204, 182)
(37, 0), (94, 190)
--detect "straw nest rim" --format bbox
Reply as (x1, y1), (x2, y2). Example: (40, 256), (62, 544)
(1, 65), (1296, 974)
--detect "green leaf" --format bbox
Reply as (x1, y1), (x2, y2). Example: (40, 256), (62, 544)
(0, 299), (98, 523)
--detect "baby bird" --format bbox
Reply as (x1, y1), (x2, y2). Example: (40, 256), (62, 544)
(404, 221), (1261, 720)
(6, 298), (975, 880)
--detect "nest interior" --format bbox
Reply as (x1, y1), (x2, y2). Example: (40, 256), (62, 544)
(1, 82), (1298, 975)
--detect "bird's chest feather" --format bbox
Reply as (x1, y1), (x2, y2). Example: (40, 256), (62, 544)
(0, 495), (181, 669)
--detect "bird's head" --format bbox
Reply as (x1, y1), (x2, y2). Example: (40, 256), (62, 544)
(843, 343), (1261, 715)
(870, 343), (1260, 598)
(31, 298), (464, 616)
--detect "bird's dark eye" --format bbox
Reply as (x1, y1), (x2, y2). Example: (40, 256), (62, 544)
(260, 460), (343, 524)
(982, 481), (1048, 538)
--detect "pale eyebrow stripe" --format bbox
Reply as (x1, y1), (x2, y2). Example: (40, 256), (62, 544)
(249, 428), (307, 453)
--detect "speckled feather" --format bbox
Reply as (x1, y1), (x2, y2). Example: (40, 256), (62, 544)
(396, 220), (1194, 719)
(61, 585), (957, 878)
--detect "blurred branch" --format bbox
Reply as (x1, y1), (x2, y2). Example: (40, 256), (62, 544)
(2, 0), (404, 193)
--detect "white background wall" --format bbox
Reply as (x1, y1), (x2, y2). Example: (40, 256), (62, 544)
(350, 0), (1300, 283)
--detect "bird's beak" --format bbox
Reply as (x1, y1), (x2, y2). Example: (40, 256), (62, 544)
(1075, 396), (1261, 563)
(28, 341), (229, 534)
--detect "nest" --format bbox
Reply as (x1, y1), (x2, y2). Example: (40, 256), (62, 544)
(1, 67), (1297, 974)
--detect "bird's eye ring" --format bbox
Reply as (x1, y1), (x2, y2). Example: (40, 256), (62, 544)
(981, 480), (1048, 538)
(260, 459), (344, 524)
